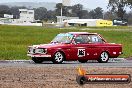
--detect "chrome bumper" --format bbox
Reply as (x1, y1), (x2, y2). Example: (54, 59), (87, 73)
(27, 54), (51, 58)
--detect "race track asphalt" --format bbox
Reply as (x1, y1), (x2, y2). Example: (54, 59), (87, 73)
(0, 58), (132, 68)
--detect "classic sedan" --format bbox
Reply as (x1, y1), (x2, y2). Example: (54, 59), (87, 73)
(27, 32), (123, 64)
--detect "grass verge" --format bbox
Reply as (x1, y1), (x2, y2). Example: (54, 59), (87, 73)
(0, 25), (131, 60)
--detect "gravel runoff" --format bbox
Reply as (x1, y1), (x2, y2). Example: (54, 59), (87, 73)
(0, 66), (132, 88)
(0, 58), (131, 88)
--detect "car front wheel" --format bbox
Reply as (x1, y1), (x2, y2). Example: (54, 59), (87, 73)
(97, 52), (109, 63)
(52, 52), (65, 64)
(32, 57), (44, 63)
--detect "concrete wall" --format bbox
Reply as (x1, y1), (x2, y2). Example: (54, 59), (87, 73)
(65, 19), (113, 27)
(6, 23), (42, 26)
(86, 21), (96, 26)
(56, 16), (79, 23)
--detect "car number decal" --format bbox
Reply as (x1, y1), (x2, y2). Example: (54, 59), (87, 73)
(92, 36), (98, 42)
(78, 49), (85, 57)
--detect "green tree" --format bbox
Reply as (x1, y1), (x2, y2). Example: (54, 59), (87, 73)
(55, 3), (89, 19)
(34, 7), (47, 20)
(0, 5), (10, 17)
(9, 6), (27, 19)
(71, 4), (83, 18)
(79, 10), (89, 19)
(103, 11), (117, 20)
(108, 0), (132, 19)
(47, 10), (56, 22)
(89, 7), (103, 19)
(55, 3), (72, 17)
(124, 11), (132, 24)
(9, 7), (19, 19)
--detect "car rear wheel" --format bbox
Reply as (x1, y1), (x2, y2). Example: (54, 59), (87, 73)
(52, 52), (65, 64)
(78, 59), (88, 63)
(98, 52), (109, 63)
(32, 57), (44, 63)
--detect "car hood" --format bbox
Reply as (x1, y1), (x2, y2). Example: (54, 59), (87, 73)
(29, 43), (69, 49)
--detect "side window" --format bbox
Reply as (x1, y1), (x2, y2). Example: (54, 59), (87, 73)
(89, 35), (103, 43)
(74, 35), (90, 44)
(74, 35), (84, 44)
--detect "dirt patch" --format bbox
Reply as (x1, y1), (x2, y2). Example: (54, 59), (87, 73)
(0, 67), (132, 88)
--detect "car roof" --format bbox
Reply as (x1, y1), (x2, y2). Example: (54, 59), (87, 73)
(68, 32), (97, 35)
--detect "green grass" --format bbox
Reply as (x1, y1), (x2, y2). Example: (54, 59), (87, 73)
(0, 25), (131, 60)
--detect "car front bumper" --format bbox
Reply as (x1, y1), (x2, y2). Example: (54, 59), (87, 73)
(27, 54), (52, 58)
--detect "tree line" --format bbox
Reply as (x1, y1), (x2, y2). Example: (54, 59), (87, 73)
(0, 4), (104, 21)
(0, 0), (132, 24)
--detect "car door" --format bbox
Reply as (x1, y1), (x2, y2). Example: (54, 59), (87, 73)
(71, 34), (89, 60)
(86, 34), (105, 60)
(69, 34), (105, 61)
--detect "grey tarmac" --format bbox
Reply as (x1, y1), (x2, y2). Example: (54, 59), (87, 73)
(0, 58), (132, 68)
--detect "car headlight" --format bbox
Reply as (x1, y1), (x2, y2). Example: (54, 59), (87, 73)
(35, 48), (47, 54)
(28, 47), (34, 54)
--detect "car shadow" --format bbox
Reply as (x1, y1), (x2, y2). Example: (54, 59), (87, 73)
(29, 60), (118, 65)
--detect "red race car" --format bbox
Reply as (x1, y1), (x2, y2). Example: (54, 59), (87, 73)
(27, 32), (123, 64)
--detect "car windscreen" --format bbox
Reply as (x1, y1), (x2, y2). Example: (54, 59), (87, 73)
(51, 33), (74, 44)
